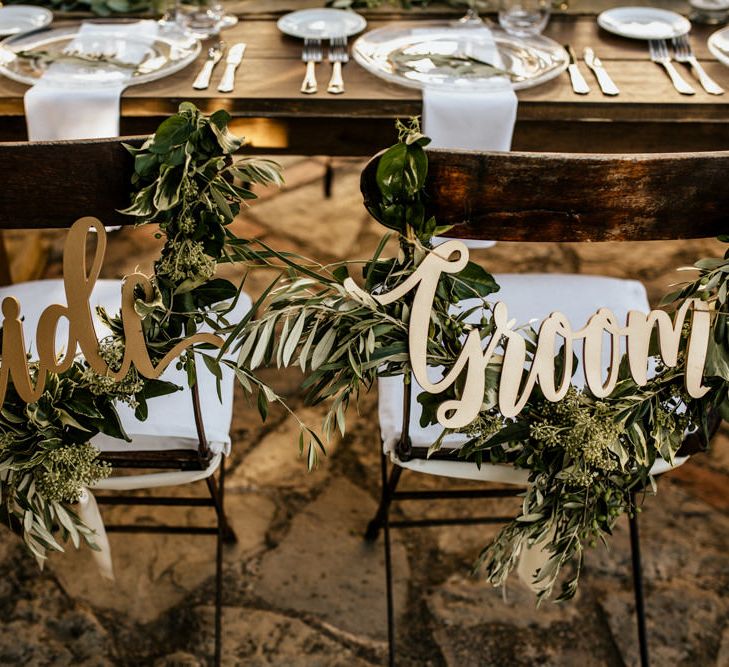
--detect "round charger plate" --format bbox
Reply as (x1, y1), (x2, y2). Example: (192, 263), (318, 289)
(597, 7), (691, 40)
(0, 25), (200, 87)
(352, 21), (568, 91)
(0, 5), (53, 37)
(708, 25), (729, 67)
(277, 8), (367, 40)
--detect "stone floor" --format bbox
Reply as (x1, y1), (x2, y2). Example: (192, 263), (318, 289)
(2, 157), (729, 667)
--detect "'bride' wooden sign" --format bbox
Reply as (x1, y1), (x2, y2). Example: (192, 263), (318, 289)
(345, 240), (712, 427)
(0, 218), (223, 408)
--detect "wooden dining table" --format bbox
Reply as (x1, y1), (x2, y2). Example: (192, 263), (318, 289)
(0, 3), (728, 155)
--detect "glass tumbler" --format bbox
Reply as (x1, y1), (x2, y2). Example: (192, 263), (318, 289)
(688, 0), (729, 24)
(498, 0), (550, 37)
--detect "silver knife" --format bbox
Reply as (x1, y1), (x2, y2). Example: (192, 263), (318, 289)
(218, 42), (246, 93)
(583, 47), (619, 96)
(193, 44), (225, 90)
(564, 44), (590, 95)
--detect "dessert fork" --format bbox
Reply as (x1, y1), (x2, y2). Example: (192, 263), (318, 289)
(648, 39), (695, 95)
(327, 36), (348, 95)
(672, 35), (724, 95)
(301, 38), (322, 95)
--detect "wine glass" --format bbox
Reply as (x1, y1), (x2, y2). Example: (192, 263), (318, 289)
(182, 0), (238, 39)
(458, 0), (487, 25)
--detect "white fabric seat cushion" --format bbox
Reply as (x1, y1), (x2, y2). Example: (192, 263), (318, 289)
(0, 279), (250, 456)
(378, 273), (686, 482)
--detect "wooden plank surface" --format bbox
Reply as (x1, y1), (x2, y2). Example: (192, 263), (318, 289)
(1, 14), (728, 152)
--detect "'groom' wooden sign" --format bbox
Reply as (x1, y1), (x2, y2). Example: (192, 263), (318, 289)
(0, 218), (223, 408)
(345, 240), (711, 427)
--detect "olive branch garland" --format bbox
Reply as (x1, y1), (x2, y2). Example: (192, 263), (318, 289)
(231, 119), (729, 601)
(0, 103), (296, 564)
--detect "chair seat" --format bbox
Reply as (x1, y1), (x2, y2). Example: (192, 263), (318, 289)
(0, 279), (250, 458)
(378, 273), (687, 482)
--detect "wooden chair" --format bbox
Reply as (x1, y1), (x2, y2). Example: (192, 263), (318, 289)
(359, 148), (728, 667)
(0, 137), (246, 666)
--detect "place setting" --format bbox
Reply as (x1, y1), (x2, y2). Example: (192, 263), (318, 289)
(277, 7), (366, 94)
(591, 5), (725, 95)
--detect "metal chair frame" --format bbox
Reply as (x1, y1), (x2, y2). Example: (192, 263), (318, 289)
(97, 376), (237, 667)
(365, 379), (648, 667)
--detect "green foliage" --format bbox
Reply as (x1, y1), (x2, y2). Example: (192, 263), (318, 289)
(6, 0), (161, 16)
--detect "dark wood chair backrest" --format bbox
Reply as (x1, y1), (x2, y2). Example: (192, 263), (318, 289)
(0, 137), (141, 230)
(360, 149), (729, 241)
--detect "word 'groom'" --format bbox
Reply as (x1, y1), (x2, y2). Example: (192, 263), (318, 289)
(347, 240), (711, 427)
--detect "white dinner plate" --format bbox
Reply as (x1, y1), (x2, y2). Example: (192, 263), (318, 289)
(0, 5), (53, 37)
(708, 25), (729, 68)
(597, 7), (691, 40)
(277, 8), (366, 40)
(353, 22), (568, 92)
(0, 25), (200, 88)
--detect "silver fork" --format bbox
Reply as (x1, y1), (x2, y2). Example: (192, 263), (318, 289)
(672, 35), (724, 95)
(648, 39), (695, 95)
(327, 36), (348, 95)
(301, 38), (322, 95)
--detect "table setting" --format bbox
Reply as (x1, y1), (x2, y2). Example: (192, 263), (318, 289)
(0, 1), (726, 148)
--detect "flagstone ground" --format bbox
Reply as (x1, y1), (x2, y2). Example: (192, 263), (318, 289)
(1, 158), (728, 667)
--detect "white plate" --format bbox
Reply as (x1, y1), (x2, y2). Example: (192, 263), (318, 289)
(277, 8), (366, 40)
(708, 25), (729, 68)
(353, 22), (568, 92)
(597, 7), (691, 40)
(0, 6), (53, 37)
(0, 25), (200, 88)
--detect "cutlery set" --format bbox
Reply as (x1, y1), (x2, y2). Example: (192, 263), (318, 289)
(565, 44), (618, 95)
(192, 42), (246, 92)
(301, 37), (349, 95)
(566, 36), (723, 97)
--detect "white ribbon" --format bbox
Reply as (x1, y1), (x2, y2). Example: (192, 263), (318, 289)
(76, 453), (223, 579)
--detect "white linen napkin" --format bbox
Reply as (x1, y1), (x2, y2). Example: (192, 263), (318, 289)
(25, 21), (159, 141)
(423, 25), (518, 249)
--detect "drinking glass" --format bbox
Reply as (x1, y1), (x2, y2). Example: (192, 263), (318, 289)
(498, 0), (550, 36)
(456, 0), (489, 26)
(688, 0), (729, 24)
(182, 0), (238, 39)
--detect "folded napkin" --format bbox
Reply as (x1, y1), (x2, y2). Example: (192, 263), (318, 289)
(25, 21), (158, 141)
(423, 25), (518, 249)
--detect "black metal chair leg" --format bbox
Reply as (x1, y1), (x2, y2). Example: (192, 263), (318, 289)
(323, 158), (334, 199)
(214, 458), (225, 667)
(206, 463), (238, 545)
(383, 504), (396, 667)
(365, 451), (403, 542)
(629, 496), (649, 667)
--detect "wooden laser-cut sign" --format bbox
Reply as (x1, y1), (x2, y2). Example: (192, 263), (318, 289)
(345, 240), (712, 427)
(0, 217), (224, 408)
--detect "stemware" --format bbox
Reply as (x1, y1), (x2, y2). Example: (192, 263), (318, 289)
(182, 0), (238, 40)
(457, 0), (488, 26)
